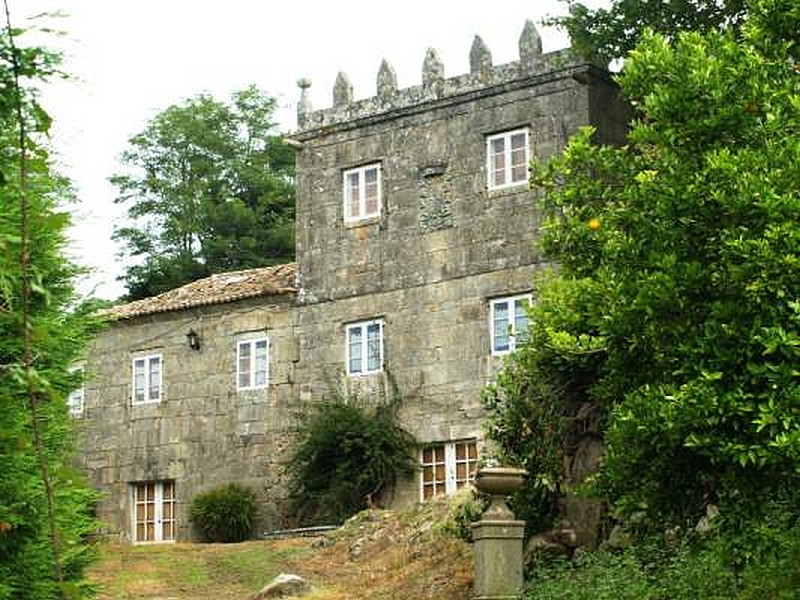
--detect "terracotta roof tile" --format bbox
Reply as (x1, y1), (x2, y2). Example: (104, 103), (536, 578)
(103, 263), (297, 320)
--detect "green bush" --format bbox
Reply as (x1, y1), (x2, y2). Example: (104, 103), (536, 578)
(189, 483), (258, 543)
(524, 501), (800, 600)
(437, 487), (489, 542)
(287, 392), (417, 525)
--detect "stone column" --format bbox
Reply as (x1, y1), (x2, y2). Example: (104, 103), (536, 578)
(472, 518), (525, 599)
(471, 467), (527, 600)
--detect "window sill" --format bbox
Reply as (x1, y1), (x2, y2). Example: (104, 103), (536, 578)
(347, 369), (383, 378)
(344, 215), (381, 228)
(132, 399), (162, 406)
(487, 182), (530, 195)
(237, 385), (269, 392)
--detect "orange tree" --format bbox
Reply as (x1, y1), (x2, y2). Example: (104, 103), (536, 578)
(485, 0), (799, 533)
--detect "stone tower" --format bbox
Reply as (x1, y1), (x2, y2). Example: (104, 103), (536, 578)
(289, 23), (628, 507)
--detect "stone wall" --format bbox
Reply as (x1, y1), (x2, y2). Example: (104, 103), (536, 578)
(290, 43), (628, 508)
(78, 25), (629, 540)
(80, 296), (297, 540)
(292, 61), (622, 302)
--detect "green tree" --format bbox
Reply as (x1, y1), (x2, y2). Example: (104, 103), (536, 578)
(547, 0), (748, 65)
(111, 86), (295, 300)
(287, 392), (417, 525)
(0, 10), (99, 599)
(486, 0), (799, 530)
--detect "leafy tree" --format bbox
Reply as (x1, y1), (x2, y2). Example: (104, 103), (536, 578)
(287, 391), (417, 525)
(547, 0), (748, 65)
(487, 0), (799, 531)
(0, 11), (99, 599)
(111, 86), (295, 300)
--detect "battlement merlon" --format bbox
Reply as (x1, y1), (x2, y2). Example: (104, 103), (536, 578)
(290, 20), (611, 140)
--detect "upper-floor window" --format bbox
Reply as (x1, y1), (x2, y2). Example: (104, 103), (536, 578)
(67, 365), (85, 417)
(486, 128), (529, 190)
(237, 337), (269, 390)
(343, 163), (381, 222)
(132, 354), (162, 404)
(421, 439), (478, 500)
(346, 319), (383, 376)
(491, 294), (532, 355)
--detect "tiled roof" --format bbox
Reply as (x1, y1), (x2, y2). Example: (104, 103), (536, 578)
(103, 263), (297, 320)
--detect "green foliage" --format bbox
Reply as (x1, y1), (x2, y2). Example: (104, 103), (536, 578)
(0, 16), (100, 600)
(111, 86), (295, 300)
(524, 497), (800, 599)
(486, 0), (800, 535)
(189, 483), (258, 543)
(435, 487), (489, 542)
(484, 274), (607, 533)
(547, 0), (748, 65)
(287, 390), (417, 525)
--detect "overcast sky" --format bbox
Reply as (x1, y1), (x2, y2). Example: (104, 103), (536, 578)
(19, 0), (605, 300)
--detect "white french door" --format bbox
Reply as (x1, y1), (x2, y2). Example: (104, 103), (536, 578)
(133, 480), (175, 542)
(421, 440), (478, 500)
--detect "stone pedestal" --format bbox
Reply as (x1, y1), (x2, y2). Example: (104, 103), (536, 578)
(471, 467), (528, 599)
(471, 519), (526, 599)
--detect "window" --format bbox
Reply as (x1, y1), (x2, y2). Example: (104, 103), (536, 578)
(237, 338), (269, 390)
(491, 294), (532, 355)
(132, 354), (162, 404)
(346, 319), (383, 376)
(67, 365), (84, 417)
(132, 480), (175, 543)
(343, 163), (381, 222)
(486, 128), (529, 190)
(421, 440), (479, 500)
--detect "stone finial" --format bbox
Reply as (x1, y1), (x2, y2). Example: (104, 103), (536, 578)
(422, 48), (444, 87)
(297, 78), (312, 127)
(519, 19), (543, 64)
(377, 59), (397, 99)
(333, 71), (353, 107)
(469, 35), (493, 74)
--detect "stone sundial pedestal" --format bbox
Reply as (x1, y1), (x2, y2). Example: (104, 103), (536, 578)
(471, 467), (527, 600)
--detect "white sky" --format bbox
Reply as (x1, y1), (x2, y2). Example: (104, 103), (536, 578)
(17, 0), (604, 300)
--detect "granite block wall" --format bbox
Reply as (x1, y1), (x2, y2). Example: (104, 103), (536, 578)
(80, 296), (297, 540)
(78, 39), (628, 540)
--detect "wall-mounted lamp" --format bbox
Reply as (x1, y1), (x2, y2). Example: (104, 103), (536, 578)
(186, 329), (201, 351)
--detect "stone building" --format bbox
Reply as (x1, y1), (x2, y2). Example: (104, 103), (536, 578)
(75, 22), (628, 542)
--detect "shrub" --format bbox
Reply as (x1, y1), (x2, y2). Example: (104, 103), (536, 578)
(286, 391), (417, 525)
(436, 487), (489, 542)
(189, 483), (258, 543)
(524, 499), (800, 600)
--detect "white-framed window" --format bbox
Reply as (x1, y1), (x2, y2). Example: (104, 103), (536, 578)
(67, 364), (85, 417)
(490, 294), (532, 355)
(132, 354), (162, 404)
(421, 439), (479, 500)
(346, 319), (384, 376)
(343, 163), (381, 222)
(486, 128), (530, 190)
(132, 480), (175, 543)
(237, 337), (269, 390)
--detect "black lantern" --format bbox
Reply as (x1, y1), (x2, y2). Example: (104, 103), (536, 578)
(186, 329), (201, 351)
